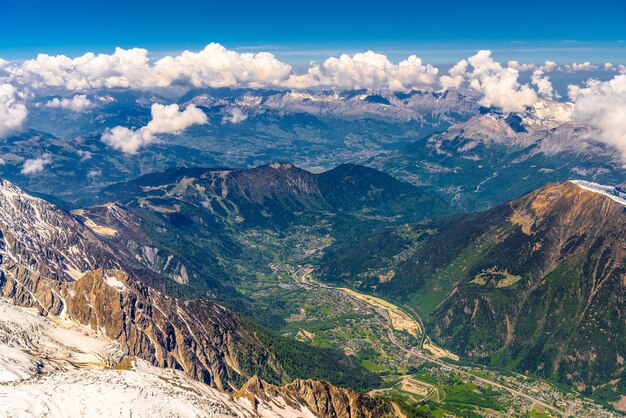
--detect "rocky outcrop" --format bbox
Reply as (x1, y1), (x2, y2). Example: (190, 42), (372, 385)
(63, 269), (281, 390)
(237, 376), (395, 418)
(0, 178), (122, 284)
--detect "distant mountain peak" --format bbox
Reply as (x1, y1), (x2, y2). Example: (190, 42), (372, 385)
(268, 162), (296, 170)
(522, 99), (573, 128)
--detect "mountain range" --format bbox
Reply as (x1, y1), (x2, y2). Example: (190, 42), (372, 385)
(1, 86), (625, 416)
(0, 175), (394, 417)
(371, 99), (626, 210)
(1, 90), (622, 216)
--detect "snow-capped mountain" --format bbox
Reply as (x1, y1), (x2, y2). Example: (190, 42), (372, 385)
(0, 178), (122, 281)
(0, 290), (390, 417)
(426, 99), (601, 154)
(181, 87), (480, 123)
(570, 179), (626, 206)
(0, 178), (279, 389)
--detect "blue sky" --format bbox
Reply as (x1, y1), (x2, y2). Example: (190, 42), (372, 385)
(2, 0), (626, 64)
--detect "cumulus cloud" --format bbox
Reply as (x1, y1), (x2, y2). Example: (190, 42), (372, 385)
(569, 74), (626, 157)
(563, 62), (599, 73)
(21, 154), (52, 174)
(0, 84), (28, 138)
(439, 60), (468, 90)
(531, 69), (556, 98)
(465, 50), (537, 112)
(45, 94), (93, 112)
(9, 48), (153, 90)
(507, 61), (536, 72)
(87, 169), (102, 177)
(3, 45), (440, 91)
(222, 107), (247, 124)
(102, 103), (207, 153)
(77, 150), (92, 160)
(6, 44), (293, 90)
(150, 43), (293, 88)
(146, 103), (207, 134)
(538, 61), (558, 72)
(101, 126), (155, 154)
(287, 51), (439, 90)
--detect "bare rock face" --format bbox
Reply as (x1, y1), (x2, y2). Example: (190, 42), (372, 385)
(283, 379), (394, 418)
(62, 269), (280, 390)
(237, 376), (395, 418)
(0, 178), (123, 283)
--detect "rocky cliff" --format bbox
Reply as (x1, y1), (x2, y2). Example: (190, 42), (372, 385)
(237, 376), (394, 418)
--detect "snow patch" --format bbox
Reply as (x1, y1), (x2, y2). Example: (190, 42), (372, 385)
(104, 274), (127, 292)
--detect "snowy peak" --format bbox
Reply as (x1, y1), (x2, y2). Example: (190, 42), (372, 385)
(521, 99), (573, 129)
(442, 99), (573, 140)
(0, 177), (120, 283)
(425, 98), (620, 160)
(182, 87), (479, 122)
(569, 180), (626, 207)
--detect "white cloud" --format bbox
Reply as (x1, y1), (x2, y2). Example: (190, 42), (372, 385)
(222, 107), (247, 124)
(563, 62), (599, 73)
(77, 150), (92, 160)
(150, 43), (293, 88)
(102, 103), (207, 153)
(6, 44), (293, 90)
(9, 48), (153, 90)
(146, 104), (207, 134)
(466, 50), (537, 112)
(604, 63), (614, 71)
(439, 60), (468, 89)
(287, 51), (438, 90)
(538, 61), (558, 72)
(0, 158), (5, 165)
(0, 83), (28, 138)
(21, 154), (52, 174)
(45, 94), (93, 112)
(504, 60), (559, 73)
(531, 69), (556, 98)
(87, 169), (102, 177)
(569, 75), (626, 157)
(0, 59), (9, 78)
(507, 61), (536, 72)
(101, 126), (155, 154)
